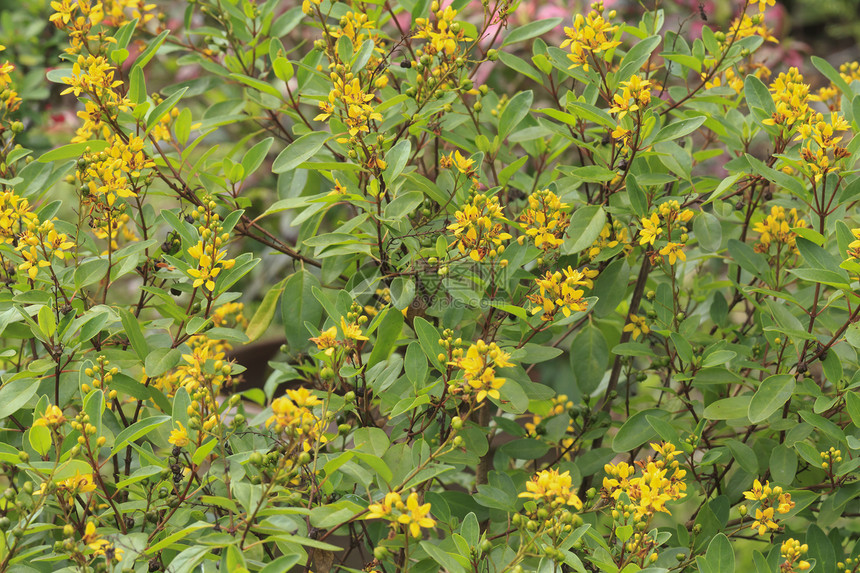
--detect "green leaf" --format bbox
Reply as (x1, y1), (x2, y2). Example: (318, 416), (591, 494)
(626, 174), (648, 216)
(703, 396), (751, 420)
(272, 132), (330, 173)
(748, 374), (795, 423)
(562, 205), (606, 254)
(366, 307), (404, 369)
(146, 87), (188, 136)
(414, 317), (445, 372)
(727, 238), (768, 281)
(704, 533), (734, 573)
(110, 416), (170, 457)
(744, 74), (776, 115)
(652, 116), (706, 144)
(119, 308), (149, 361)
(592, 259), (629, 317)
(129, 65), (147, 105)
(769, 444), (797, 484)
(246, 280), (285, 342)
(498, 438), (550, 460)
(725, 439), (758, 475)
(613, 409), (669, 452)
(419, 542), (468, 573)
(502, 18), (563, 46)
(134, 29), (169, 69)
(272, 57), (294, 82)
(384, 191), (423, 221)
(39, 140), (110, 163)
(845, 392), (860, 427)
(0, 378), (39, 419)
(242, 137), (274, 178)
(28, 426), (51, 456)
(616, 35), (661, 83)
(384, 139), (411, 182)
(144, 347), (180, 378)
(812, 55), (853, 98)
(230, 72), (283, 100)
(405, 342), (428, 388)
(570, 323), (608, 394)
(499, 90), (533, 140)
(281, 270), (323, 351)
(694, 212), (722, 252)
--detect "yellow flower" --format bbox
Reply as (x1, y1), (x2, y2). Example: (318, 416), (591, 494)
(751, 506), (778, 536)
(448, 340), (513, 403)
(519, 468), (583, 510)
(340, 317), (368, 341)
(396, 492), (436, 538)
(57, 470), (97, 495)
(527, 266), (597, 321)
(659, 242), (685, 265)
(519, 189), (570, 250)
(168, 421), (190, 448)
(33, 405), (66, 428)
(447, 194), (511, 261)
(639, 213), (662, 246)
(622, 314), (650, 340)
(310, 326), (338, 352)
(561, 5), (620, 72)
(367, 491), (403, 519)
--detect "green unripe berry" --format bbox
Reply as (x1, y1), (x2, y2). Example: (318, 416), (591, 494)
(451, 416), (463, 430)
(374, 546), (389, 560)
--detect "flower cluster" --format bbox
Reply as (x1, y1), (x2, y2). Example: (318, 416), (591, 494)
(610, 75), (652, 121)
(527, 266), (598, 321)
(753, 205), (806, 255)
(367, 491), (436, 538)
(81, 357), (121, 407)
(185, 202), (236, 292)
(447, 193), (511, 261)
(820, 446), (842, 470)
(602, 442), (687, 520)
(586, 220), (630, 260)
(523, 394), (578, 459)
(315, 74), (382, 141)
(796, 111), (851, 181)
(638, 201), (694, 265)
(77, 135), (154, 208)
(0, 45), (21, 114)
(780, 538), (810, 572)
(762, 67), (811, 130)
(561, 2), (620, 72)
(815, 60), (860, 111)
(742, 478), (795, 536)
(82, 521), (123, 562)
(519, 468), (583, 509)
(266, 388), (326, 451)
(447, 340), (513, 403)
(413, 4), (466, 58)
(517, 189), (570, 250)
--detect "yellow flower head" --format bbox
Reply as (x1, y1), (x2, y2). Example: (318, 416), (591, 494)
(168, 421), (190, 448)
(34, 405), (66, 428)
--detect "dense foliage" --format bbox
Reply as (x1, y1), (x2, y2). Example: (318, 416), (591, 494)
(2, 0), (860, 572)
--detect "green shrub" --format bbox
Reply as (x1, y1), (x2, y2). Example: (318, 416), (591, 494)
(1, 0), (860, 571)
